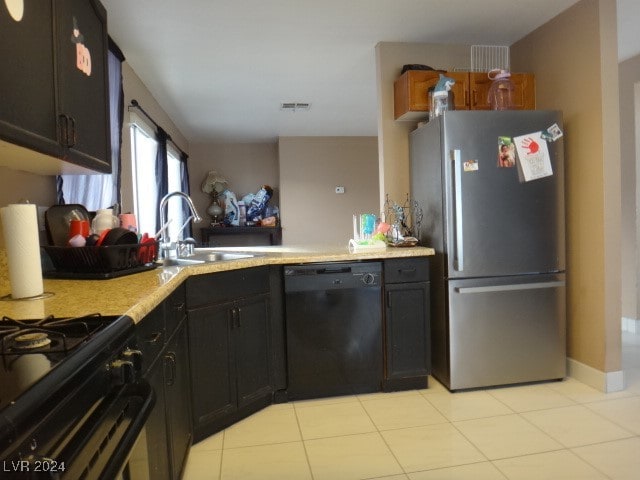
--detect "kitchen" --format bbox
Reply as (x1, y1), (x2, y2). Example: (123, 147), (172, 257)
(1, 0), (640, 478)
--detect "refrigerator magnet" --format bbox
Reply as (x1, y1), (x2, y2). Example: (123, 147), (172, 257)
(514, 132), (553, 182)
(541, 123), (563, 142)
(498, 137), (516, 168)
(463, 159), (478, 172)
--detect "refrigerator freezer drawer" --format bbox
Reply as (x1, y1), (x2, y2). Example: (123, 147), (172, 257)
(448, 274), (566, 390)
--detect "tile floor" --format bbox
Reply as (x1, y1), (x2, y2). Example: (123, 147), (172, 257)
(183, 330), (640, 479)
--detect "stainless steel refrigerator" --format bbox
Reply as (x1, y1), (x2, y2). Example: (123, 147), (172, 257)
(410, 110), (566, 391)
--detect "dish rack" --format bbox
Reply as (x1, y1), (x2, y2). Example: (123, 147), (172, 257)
(41, 242), (158, 279)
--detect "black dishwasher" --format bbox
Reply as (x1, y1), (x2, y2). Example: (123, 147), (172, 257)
(284, 262), (383, 399)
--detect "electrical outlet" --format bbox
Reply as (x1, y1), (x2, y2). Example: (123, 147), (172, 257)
(335, 186), (345, 194)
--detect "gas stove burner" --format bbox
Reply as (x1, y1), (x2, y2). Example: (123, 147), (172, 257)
(0, 313), (107, 355)
(13, 332), (52, 350)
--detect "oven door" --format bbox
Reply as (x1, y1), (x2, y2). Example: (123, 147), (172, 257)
(63, 381), (155, 480)
(2, 380), (154, 480)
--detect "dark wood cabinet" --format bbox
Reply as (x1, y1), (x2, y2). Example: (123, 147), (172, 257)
(145, 350), (170, 480)
(137, 284), (192, 480)
(54, 0), (111, 171)
(0, 0), (110, 173)
(164, 319), (191, 480)
(186, 267), (273, 442)
(0, 1), (59, 157)
(383, 257), (431, 391)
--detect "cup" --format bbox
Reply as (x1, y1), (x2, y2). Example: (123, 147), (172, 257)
(69, 219), (90, 239)
(119, 213), (137, 233)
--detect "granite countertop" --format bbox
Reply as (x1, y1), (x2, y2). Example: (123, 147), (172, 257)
(0, 245), (434, 322)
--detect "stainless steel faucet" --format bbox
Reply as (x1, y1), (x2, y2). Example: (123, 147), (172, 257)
(159, 191), (202, 259)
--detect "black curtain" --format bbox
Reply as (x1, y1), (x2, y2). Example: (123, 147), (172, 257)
(154, 127), (169, 231)
(179, 151), (193, 238)
(109, 38), (125, 206)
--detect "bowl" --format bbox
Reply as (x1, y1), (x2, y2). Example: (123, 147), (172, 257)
(101, 227), (139, 246)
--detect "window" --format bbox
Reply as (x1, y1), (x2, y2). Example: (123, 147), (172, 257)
(166, 146), (186, 241)
(130, 116), (158, 237)
(129, 113), (189, 241)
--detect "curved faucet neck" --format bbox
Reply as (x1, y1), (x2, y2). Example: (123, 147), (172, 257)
(159, 191), (202, 245)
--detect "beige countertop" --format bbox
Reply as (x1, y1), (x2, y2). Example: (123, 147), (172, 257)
(0, 245), (434, 322)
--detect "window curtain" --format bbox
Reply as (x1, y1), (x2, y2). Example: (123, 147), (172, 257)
(179, 151), (193, 238)
(57, 39), (125, 210)
(154, 127), (169, 230)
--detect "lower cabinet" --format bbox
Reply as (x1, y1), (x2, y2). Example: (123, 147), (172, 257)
(137, 283), (192, 480)
(186, 267), (273, 442)
(383, 257), (431, 391)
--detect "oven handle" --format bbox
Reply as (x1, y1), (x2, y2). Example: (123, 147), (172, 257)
(101, 381), (155, 480)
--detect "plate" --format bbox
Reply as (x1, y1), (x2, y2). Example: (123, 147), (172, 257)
(44, 204), (90, 246)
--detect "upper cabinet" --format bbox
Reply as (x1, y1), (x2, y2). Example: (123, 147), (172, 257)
(0, 0), (110, 174)
(468, 72), (535, 111)
(394, 70), (536, 121)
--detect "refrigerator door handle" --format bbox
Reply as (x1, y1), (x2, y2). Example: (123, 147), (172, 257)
(455, 280), (566, 294)
(451, 149), (464, 271)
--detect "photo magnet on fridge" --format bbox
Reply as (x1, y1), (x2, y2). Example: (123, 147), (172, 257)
(497, 137), (516, 168)
(463, 159), (478, 172)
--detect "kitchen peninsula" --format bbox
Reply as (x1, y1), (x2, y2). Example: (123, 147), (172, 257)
(0, 245), (433, 480)
(0, 245), (433, 321)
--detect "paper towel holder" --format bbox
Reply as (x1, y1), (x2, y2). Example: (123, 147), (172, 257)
(0, 291), (54, 302)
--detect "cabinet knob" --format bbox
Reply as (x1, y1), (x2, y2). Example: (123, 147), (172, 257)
(122, 348), (143, 371)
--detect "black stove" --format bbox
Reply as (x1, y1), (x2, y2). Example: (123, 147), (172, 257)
(0, 313), (154, 479)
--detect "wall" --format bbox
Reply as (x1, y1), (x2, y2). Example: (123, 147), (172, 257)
(512, 0), (622, 382)
(120, 62), (189, 215)
(374, 42), (470, 209)
(0, 168), (56, 248)
(188, 142), (279, 242)
(279, 137), (379, 245)
(619, 53), (640, 322)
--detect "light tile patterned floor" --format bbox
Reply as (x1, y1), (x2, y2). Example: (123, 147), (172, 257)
(183, 330), (640, 479)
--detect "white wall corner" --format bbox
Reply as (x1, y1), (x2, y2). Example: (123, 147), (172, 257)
(622, 317), (640, 333)
(567, 357), (625, 393)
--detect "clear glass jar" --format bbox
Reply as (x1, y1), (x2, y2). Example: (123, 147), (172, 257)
(487, 69), (514, 110)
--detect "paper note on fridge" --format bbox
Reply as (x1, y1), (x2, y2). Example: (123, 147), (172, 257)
(514, 131), (553, 182)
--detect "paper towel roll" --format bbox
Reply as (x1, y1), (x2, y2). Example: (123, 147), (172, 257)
(1, 204), (44, 299)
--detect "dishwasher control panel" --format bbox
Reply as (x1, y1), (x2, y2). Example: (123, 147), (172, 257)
(284, 262), (382, 291)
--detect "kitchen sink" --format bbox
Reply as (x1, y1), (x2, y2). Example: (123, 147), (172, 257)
(160, 250), (257, 266)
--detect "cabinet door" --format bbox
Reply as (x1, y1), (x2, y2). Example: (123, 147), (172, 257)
(447, 72), (470, 110)
(0, 1), (60, 155)
(144, 359), (171, 480)
(188, 303), (237, 434)
(164, 320), (192, 480)
(470, 72), (535, 110)
(385, 282), (430, 380)
(235, 295), (272, 408)
(54, 0), (110, 171)
(394, 70), (442, 120)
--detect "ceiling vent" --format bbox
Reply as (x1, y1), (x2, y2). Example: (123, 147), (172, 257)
(280, 102), (311, 112)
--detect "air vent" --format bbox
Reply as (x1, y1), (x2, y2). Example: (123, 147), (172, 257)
(280, 102), (311, 112)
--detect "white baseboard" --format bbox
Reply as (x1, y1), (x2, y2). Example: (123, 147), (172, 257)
(622, 317), (640, 333)
(567, 357), (625, 392)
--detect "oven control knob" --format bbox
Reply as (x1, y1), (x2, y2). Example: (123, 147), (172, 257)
(122, 348), (143, 372)
(109, 359), (135, 385)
